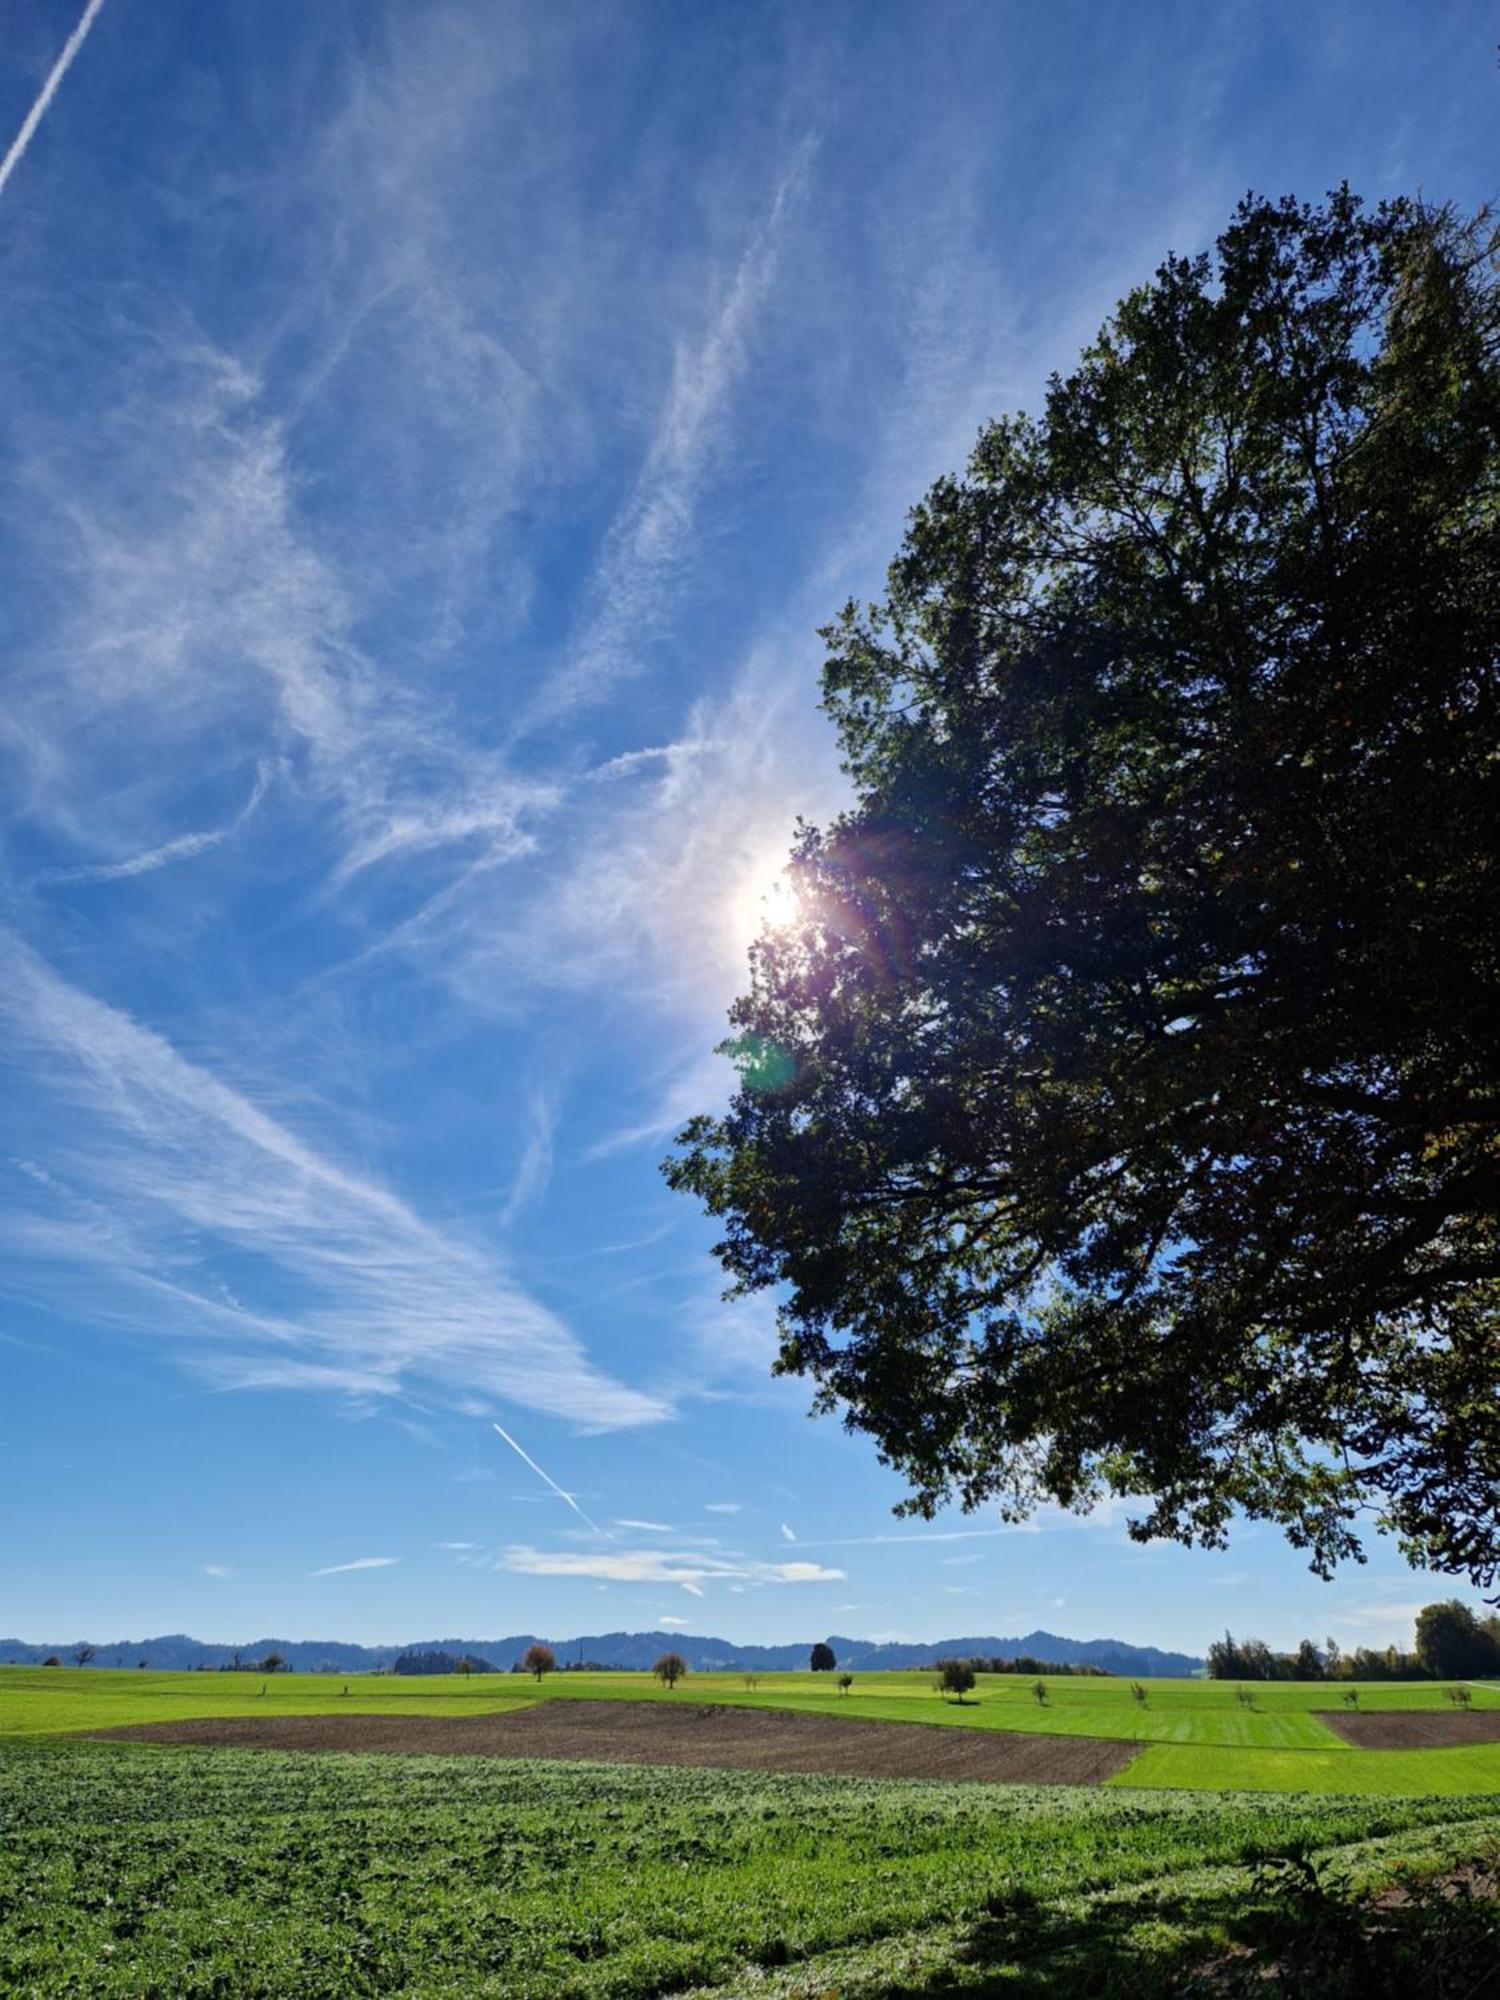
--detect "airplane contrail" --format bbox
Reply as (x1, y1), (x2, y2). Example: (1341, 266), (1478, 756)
(0, 0), (109, 201)
(493, 1421), (606, 1537)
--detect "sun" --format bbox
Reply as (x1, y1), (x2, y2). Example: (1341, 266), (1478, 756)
(731, 850), (801, 953)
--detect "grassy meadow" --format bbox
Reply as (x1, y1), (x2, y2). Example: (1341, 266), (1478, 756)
(5, 1663), (1500, 1794)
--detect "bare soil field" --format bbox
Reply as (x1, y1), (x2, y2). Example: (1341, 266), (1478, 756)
(1318, 1707), (1500, 1749)
(90, 1697), (1138, 1784)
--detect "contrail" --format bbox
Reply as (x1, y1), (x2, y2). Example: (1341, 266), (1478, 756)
(493, 1421), (606, 1537)
(0, 0), (109, 201)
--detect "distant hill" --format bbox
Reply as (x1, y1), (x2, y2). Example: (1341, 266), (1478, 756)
(0, 1628), (1203, 1677)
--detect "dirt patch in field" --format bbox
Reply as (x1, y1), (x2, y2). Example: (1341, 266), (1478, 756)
(1316, 1706), (1500, 1749)
(88, 1699), (1137, 1785)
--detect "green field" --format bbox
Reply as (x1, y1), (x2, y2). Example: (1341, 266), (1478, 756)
(4, 1741), (1499, 1997)
(5, 1664), (1500, 1795)
(4, 1669), (1500, 1993)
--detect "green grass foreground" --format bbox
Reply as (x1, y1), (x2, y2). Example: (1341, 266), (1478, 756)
(3, 1742), (1499, 1998)
(5, 1665), (1500, 1795)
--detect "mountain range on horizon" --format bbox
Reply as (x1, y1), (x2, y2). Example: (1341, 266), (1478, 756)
(0, 1627), (1204, 1677)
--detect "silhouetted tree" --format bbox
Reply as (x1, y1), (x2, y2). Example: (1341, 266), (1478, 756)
(653, 1652), (687, 1689)
(72, 1643), (96, 1669)
(838, 1672), (854, 1695)
(809, 1642), (836, 1672)
(522, 1643), (557, 1682)
(667, 192), (1500, 1590)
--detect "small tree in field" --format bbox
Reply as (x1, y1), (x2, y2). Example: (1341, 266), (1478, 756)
(43, 1655), (60, 1668)
(260, 1652), (285, 1675)
(72, 1643), (96, 1669)
(742, 1673), (759, 1690)
(522, 1643), (556, 1682)
(1343, 1687), (1360, 1708)
(838, 1672), (854, 1696)
(1032, 1679), (1048, 1707)
(937, 1659), (976, 1702)
(653, 1651), (687, 1689)
(810, 1642), (836, 1672)
(1447, 1684), (1475, 1707)
(1131, 1683), (1148, 1708)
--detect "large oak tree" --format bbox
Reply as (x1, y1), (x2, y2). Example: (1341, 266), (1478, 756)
(667, 191), (1500, 1588)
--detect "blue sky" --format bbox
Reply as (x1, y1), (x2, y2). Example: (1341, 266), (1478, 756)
(0, 0), (1493, 1656)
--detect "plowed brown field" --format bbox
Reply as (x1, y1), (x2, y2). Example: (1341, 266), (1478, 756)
(91, 1697), (1138, 1784)
(1318, 1707), (1500, 1750)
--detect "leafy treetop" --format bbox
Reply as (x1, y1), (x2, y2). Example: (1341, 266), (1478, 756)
(667, 190), (1500, 1588)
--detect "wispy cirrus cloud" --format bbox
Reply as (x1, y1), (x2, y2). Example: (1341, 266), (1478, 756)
(0, 932), (664, 1430)
(311, 1555), (399, 1577)
(522, 140), (815, 732)
(498, 1544), (844, 1590)
(37, 762), (276, 887)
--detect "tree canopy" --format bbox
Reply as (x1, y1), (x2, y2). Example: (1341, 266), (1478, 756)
(667, 190), (1500, 1588)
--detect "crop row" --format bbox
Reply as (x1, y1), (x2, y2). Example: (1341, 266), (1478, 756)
(4, 1745), (1500, 1996)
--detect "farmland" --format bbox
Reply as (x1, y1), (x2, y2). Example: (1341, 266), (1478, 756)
(4, 1739), (1500, 1997)
(5, 1667), (1500, 1993)
(5, 1664), (1500, 1793)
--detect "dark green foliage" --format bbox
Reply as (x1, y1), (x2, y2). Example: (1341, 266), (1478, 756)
(937, 1658), (978, 1699)
(810, 1642), (837, 1671)
(668, 189), (1500, 1587)
(1415, 1601), (1500, 1678)
(392, 1649), (497, 1675)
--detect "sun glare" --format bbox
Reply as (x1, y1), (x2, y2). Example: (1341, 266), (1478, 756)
(732, 852), (800, 952)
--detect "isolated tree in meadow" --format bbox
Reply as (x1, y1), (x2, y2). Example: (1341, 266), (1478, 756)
(260, 1653), (285, 1675)
(1031, 1680), (1049, 1707)
(1131, 1682), (1149, 1708)
(42, 1655), (60, 1668)
(810, 1642), (837, 1672)
(838, 1672), (854, 1695)
(522, 1643), (557, 1682)
(653, 1651), (687, 1689)
(667, 191), (1500, 1590)
(72, 1643), (96, 1669)
(936, 1659), (976, 1701)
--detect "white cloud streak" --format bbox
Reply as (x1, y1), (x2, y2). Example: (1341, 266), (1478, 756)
(0, 933), (663, 1430)
(38, 763), (274, 886)
(0, 0), (108, 201)
(311, 1556), (399, 1576)
(523, 141), (815, 730)
(492, 1421), (608, 1535)
(498, 1544), (844, 1588)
